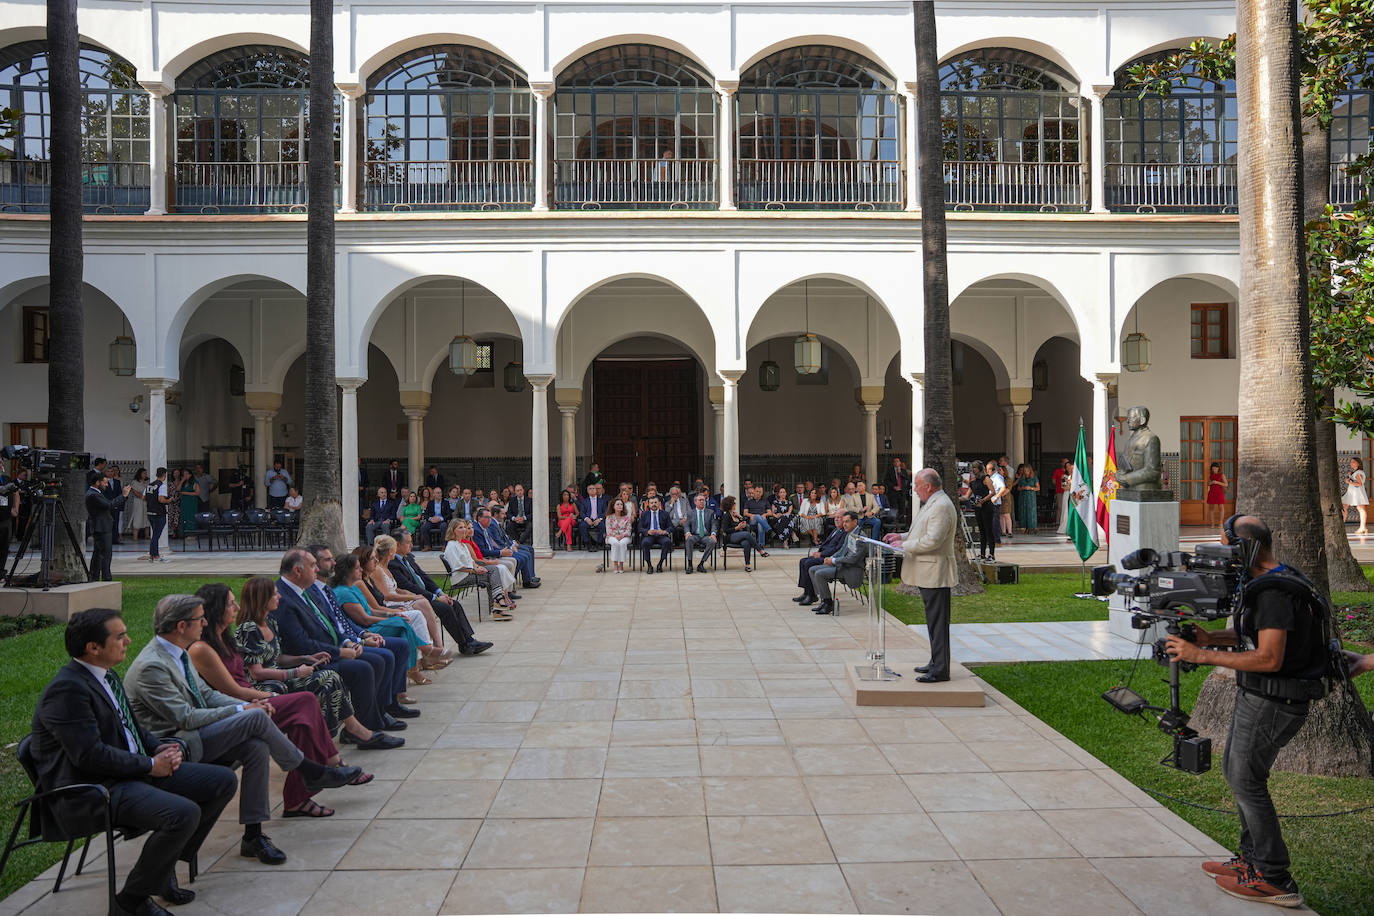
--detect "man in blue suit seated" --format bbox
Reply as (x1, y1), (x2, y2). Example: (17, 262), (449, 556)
(475, 507), (541, 588)
(364, 486), (400, 545)
(30, 608), (238, 916)
(387, 529), (492, 655)
(682, 492), (719, 574)
(809, 511), (866, 616)
(794, 515), (849, 607)
(578, 484), (608, 550)
(273, 549), (407, 749)
(637, 496), (673, 573)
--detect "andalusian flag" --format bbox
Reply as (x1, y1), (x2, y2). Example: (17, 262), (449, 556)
(1067, 423), (1098, 561)
(1096, 426), (1119, 544)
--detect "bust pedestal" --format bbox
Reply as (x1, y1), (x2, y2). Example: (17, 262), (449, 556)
(1107, 492), (1179, 643)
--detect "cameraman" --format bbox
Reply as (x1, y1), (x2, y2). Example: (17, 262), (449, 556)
(1164, 515), (1326, 908)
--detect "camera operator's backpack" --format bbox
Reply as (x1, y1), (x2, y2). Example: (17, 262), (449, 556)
(1237, 566), (1343, 702)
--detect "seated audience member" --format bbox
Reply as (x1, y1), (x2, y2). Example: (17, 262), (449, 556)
(364, 486), (400, 545)
(444, 519), (516, 617)
(665, 485), (690, 535)
(606, 498), (633, 573)
(329, 553), (429, 677)
(459, 520), (520, 597)
(848, 463), (866, 488)
(274, 549), (409, 738)
(126, 595), (361, 866)
(388, 529), (492, 654)
(191, 584), (373, 817)
(398, 492), (422, 538)
(719, 496), (761, 572)
(475, 507), (541, 587)
(683, 492), (719, 573)
(793, 516), (848, 606)
(556, 490), (578, 548)
(31, 608), (238, 914)
(579, 484), (608, 550)
(637, 496), (673, 573)
(797, 487), (826, 547)
(367, 536), (450, 659)
(702, 484), (721, 513)
(425, 466), (444, 491)
(743, 485), (775, 547)
(284, 487), (303, 512)
(771, 485), (797, 546)
(349, 546), (445, 664)
(616, 483), (637, 520)
(873, 484), (898, 527)
(506, 484), (533, 545)
(808, 511), (865, 615)
(418, 490), (448, 549)
(443, 486), (464, 520)
(828, 485), (847, 532)
(854, 482), (883, 540)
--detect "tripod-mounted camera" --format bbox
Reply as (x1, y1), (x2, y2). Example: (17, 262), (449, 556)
(2, 445), (91, 590)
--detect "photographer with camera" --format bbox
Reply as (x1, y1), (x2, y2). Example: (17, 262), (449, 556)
(86, 469), (132, 582)
(1164, 514), (1328, 908)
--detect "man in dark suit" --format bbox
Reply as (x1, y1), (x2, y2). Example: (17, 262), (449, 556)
(86, 469), (130, 582)
(389, 530), (492, 655)
(476, 507), (541, 587)
(794, 518), (849, 607)
(418, 492), (449, 550)
(31, 609), (238, 915)
(884, 457), (910, 523)
(384, 459), (404, 498)
(424, 466), (444, 490)
(505, 483), (532, 545)
(578, 484), (607, 550)
(810, 512), (866, 616)
(683, 492), (718, 573)
(363, 486), (399, 545)
(273, 549), (407, 745)
(581, 461), (604, 497)
(637, 496), (673, 573)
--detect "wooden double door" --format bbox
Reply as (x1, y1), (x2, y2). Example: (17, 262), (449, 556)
(592, 359), (700, 493)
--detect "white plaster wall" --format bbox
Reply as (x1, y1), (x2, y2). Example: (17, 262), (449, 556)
(738, 339), (862, 453)
(1023, 336), (1094, 452)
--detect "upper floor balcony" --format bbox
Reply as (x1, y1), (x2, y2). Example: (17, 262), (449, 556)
(2, 40), (1369, 218)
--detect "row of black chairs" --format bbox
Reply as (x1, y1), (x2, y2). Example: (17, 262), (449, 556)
(183, 508), (300, 551)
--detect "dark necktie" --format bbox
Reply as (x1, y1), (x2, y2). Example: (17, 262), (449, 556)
(179, 651), (206, 708)
(302, 588), (337, 641)
(104, 670), (148, 755)
(696, 510), (705, 536)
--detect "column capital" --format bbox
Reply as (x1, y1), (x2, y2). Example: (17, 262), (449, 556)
(530, 81), (555, 99)
(854, 385), (884, 408)
(248, 408), (277, 422)
(707, 384), (724, 406)
(337, 377), (365, 392)
(554, 387), (582, 409)
(995, 386), (1034, 408)
(718, 369), (745, 384)
(402, 407), (429, 422)
(336, 82), (365, 100)
(244, 390), (283, 412)
(140, 377), (177, 392)
(906, 372), (925, 388)
(399, 388), (431, 411)
(716, 78), (739, 96)
(901, 79), (918, 96)
(138, 80), (172, 98)
(1089, 83), (1115, 100)
(1094, 371), (1120, 387)
(526, 373), (554, 390)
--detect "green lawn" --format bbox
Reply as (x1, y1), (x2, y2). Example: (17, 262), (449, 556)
(0, 576), (247, 901)
(974, 659), (1374, 916)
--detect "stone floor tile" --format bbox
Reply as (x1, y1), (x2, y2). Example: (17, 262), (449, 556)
(966, 858), (1144, 916)
(689, 698), (774, 719)
(464, 818), (595, 869)
(703, 776), (814, 816)
(442, 866), (584, 915)
(208, 818), (369, 872)
(620, 663), (691, 680)
(696, 718), (786, 746)
(999, 769), (1138, 810)
(488, 779), (604, 818)
(938, 715), (1042, 742)
(903, 772), (1028, 812)
(521, 720), (614, 748)
(966, 738), (1087, 772)
(614, 698), (695, 720)
(300, 868), (458, 916)
(409, 747), (517, 781)
(713, 864), (857, 914)
(342, 747), (426, 780)
(1042, 808), (1206, 857)
(617, 677), (692, 699)
(1088, 856), (1267, 916)
(172, 869), (330, 916)
(802, 774), (921, 815)
(476, 680), (553, 702)
(433, 722), (529, 749)
(507, 746), (608, 779)
(588, 816), (712, 866)
(931, 810), (1078, 859)
(579, 865), (717, 913)
(596, 777), (706, 817)
(791, 744), (892, 776)
(338, 818), (481, 869)
(820, 812), (959, 863)
(609, 718), (698, 745)
(604, 744), (701, 777)
(777, 718), (871, 745)
(769, 696), (855, 719)
(544, 679), (622, 700)
(377, 779), (501, 819)
(707, 814), (835, 865)
(879, 741), (991, 774)
(699, 745), (799, 777)
(842, 861), (1001, 916)
(536, 700), (619, 722)
(759, 678), (843, 698)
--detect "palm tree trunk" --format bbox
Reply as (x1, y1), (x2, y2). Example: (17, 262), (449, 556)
(296, 0), (344, 552)
(46, 0), (87, 582)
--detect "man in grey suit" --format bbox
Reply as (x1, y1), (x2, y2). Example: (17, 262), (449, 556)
(809, 511), (865, 616)
(902, 469), (961, 683)
(126, 595), (358, 866)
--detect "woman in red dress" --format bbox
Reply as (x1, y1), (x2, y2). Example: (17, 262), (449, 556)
(190, 583), (372, 817)
(1204, 461), (1229, 531)
(557, 489), (578, 549)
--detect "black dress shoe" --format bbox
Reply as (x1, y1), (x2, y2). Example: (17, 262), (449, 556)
(798, 595), (816, 606)
(345, 731), (405, 750)
(656, 560), (664, 572)
(685, 565), (693, 575)
(379, 715), (408, 731)
(913, 664), (931, 674)
(240, 833), (287, 865)
(812, 601), (834, 615)
(696, 563), (706, 573)
(792, 593), (808, 603)
(303, 764), (361, 792)
(158, 875), (195, 906)
(386, 704), (421, 719)
(523, 578), (541, 588)
(915, 673), (949, 683)
(644, 565), (654, 575)
(117, 894), (172, 916)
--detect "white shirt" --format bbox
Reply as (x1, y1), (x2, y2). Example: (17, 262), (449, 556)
(444, 539), (477, 571)
(74, 657), (143, 755)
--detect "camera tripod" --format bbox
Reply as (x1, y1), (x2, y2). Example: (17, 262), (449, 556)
(4, 490), (89, 590)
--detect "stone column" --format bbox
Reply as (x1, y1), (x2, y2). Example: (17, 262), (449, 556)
(145, 378), (173, 553)
(855, 386), (883, 484)
(141, 84), (171, 215)
(245, 391), (282, 509)
(1010, 405), (1029, 466)
(903, 82), (919, 212)
(720, 370), (743, 500)
(995, 387), (1033, 465)
(398, 390), (431, 488)
(554, 387), (581, 492)
(1089, 86), (1112, 214)
(339, 379), (362, 547)
(908, 372), (924, 471)
(707, 385), (724, 485)
(338, 85), (363, 213)
(716, 80), (738, 210)
(528, 374), (553, 556)
(531, 82), (554, 211)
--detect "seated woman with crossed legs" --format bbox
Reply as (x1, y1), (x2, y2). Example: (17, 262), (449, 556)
(444, 519), (516, 618)
(331, 551), (432, 685)
(719, 496), (761, 572)
(368, 535), (452, 668)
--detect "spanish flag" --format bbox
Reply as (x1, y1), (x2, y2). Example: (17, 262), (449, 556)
(1096, 426), (1119, 544)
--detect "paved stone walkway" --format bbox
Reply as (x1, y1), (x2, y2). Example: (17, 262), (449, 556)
(909, 620), (1145, 665)
(4, 554), (1273, 915)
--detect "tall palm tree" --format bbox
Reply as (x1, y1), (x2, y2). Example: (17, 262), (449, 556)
(47, 0), (87, 581)
(296, 0), (345, 551)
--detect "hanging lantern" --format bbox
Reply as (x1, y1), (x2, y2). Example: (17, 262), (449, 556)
(1032, 359), (1049, 391)
(503, 360), (526, 392)
(794, 334), (821, 375)
(229, 363), (246, 396)
(758, 360), (781, 391)
(1121, 331), (1152, 372)
(449, 335), (479, 375)
(108, 334), (135, 377)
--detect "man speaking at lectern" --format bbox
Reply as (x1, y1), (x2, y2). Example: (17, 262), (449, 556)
(901, 469), (960, 683)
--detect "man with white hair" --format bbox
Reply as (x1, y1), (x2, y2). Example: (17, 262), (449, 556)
(901, 468), (960, 683)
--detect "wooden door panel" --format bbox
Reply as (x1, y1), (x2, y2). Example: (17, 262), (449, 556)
(593, 359), (700, 493)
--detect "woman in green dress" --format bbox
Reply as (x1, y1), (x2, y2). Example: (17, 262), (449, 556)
(235, 575), (355, 735)
(398, 491), (423, 536)
(1015, 464), (1041, 534)
(178, 469), (200, 531)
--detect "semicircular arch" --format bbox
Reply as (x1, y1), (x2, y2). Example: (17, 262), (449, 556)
(1108, 36), (1231, 80)
(939, 37), (1081, 85)
(736, 36), (899, 82)
(950, 331), (1012, 390)
(160, 32), (309, 82)
(357, 33), (528, 84)
(162, 272), (306, 379)
(552, 34), (715, 81)
(1115, 268), (1239, 342)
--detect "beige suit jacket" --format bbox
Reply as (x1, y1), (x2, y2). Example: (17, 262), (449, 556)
(900, 489), (959, 589)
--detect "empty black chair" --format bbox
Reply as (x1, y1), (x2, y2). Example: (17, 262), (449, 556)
(211, 510), (242, 551)
(240, 508), (270, 550)
(185, 512), (218, 551)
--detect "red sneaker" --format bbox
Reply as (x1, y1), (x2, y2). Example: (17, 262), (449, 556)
(1200, 855), (1247, 878)
(1214, 865), (1303, 908)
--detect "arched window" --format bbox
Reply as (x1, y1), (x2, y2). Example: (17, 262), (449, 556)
(553, 45), (717, 208)
(363, 45), (533, 210)
(172, 46), (335, 212)
(736, 45), (901, 209)
(1330, 56), (1373, 209)
(0, 41), (149, 213)
(1104, 52), (1237, 212)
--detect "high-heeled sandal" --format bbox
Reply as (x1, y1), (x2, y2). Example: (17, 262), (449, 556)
(420, 656), (452, 670)
(407, 669), (432, 686)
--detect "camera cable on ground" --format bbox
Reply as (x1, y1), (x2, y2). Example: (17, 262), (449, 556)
(1135, 785), (1374, 819)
